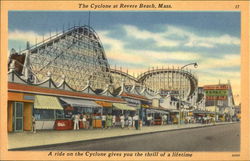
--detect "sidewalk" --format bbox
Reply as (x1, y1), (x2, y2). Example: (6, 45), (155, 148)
(8, 122), (235, 150)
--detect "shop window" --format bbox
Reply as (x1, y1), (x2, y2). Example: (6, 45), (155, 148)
(34, 109), (56, 120)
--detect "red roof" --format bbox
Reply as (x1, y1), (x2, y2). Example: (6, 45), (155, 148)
(120, 92), (149, 101)
(8, 82), (125, 103)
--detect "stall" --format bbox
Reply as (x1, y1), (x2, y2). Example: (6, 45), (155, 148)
(59, 97), (103, 129)
(146, 109), (169, 125)
(169, 109), (179, 124)
(34, 95), (64, 130)
(112, 103), (137, 126)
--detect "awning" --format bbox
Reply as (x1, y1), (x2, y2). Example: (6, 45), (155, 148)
(95, 101), (112, 108)
(142, 104), (150, 108)
(193, 109), (213, 114)
(147, 109), (169, 114)
(113, 103), (136, 111)
(60, 97), (102, 108)
(34, 95), (63, 110)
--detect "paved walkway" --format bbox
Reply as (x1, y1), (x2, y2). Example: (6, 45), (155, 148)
(8, 122), (235, 149)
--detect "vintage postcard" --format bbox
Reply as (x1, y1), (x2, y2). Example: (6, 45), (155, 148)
(0, 0), (249, 160)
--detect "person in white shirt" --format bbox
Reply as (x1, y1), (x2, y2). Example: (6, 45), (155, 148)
(147, 115), (152, 126)
(112, 114), (116, 128)
(101, 114), (106, 129)
(146, 114), (150, 126)
(120, 114), (125, 129)
(132, 115), (136, 128)
(165, 115), (168, 124)
(128, 115), (132, 129)
(73, 113), (80, 130)
(163, 115), (168, 125)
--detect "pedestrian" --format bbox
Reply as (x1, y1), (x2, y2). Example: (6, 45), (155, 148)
(125, 115), (129, 128)
(86, 113), (90, 129)
(32, 116), (36, 133)
(82, 113), (87, 129)
(165, 115), (168, 125)
(120, 114), (125, 129)
(102, 114), (106, 129)
(161, 115), (164, 125)
(148, 115), (153, 126)
(132, 115), (136, 128)
(146, 114), (150, 126)
(89, 113), (94, 129)
(198, 117), (201, 123)
(133, 113), (139, 130)
(106, 114), (112, 129)
(162, 115), (166, 125)
(212, 117), (216, 125)
(128, 115), (132, 129)
(72, 113), (80, 130)
(112, 114), (116, 128)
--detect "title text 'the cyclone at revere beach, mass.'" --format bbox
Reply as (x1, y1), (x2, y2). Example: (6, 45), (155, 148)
(78, 3), (172, 9)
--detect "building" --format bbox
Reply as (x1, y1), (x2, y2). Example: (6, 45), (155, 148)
(203, 81), (236, 121)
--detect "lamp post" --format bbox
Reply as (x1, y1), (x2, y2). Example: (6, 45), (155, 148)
(178, 63), (198, 126)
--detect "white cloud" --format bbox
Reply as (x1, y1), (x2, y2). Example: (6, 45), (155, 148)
(98, 31), (124, 51)
(122, 25), (240, 49)
(98, 30), (201, 67)
(123, 25), (180, 47)
(9, 30), (56, 45)
(199, 70), (240, 81)
(164, 25), (240, 48)
(198, 54), (240, 70)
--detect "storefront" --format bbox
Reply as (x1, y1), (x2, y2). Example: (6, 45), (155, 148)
(8, 92), (34, 132)
(59, 97), (103, 128)
(8, 93), (64, 132)
(111, 103), (136, 126)
(34, 95), (64, 130)
(141, 100), (152, 125)
(59, 97), (102, 116)
(169, 109), (179, 124)
(146, 108), (169, 125)
(95, 101), (113, 115)
(123, 97), (141, 118)
(8, 72), (126, 132)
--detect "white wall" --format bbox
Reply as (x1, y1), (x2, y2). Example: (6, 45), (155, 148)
(35, 121), (55, 130)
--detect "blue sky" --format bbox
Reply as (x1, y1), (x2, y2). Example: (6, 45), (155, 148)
(8, 11), (241, 102)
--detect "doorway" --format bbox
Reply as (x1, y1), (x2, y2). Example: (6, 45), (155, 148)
(13, 102), (23, 132)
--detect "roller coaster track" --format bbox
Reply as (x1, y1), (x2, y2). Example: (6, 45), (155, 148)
(110, 68), (198, 97)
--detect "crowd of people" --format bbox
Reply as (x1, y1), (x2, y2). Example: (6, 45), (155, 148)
(32, 112), (223, 133)
(145, 114), (168, 126)
(71, 113), (223, 131)
(72, 113), (141, 130)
